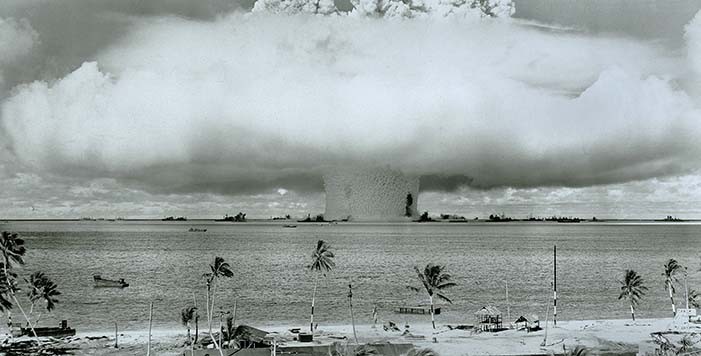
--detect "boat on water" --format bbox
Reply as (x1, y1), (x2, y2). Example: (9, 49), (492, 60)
(283, 224), (297, 228)
(188, 227), (207, 232)
(93, 275), (129, 288)
(20, 320), (76, 338)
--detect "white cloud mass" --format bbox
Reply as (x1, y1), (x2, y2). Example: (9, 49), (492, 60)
(3, 10), (700, 196)
(0, 1), (701, 219)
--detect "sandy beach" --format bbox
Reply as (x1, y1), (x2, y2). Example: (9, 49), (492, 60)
(21, 317), (685, 355)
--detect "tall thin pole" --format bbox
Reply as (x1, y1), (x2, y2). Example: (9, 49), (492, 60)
(348, 283), (358, 344)
(147, 302), (153, 356)
(218, 312), (223, 350)
(553, 245), (557, 326)
(685, 267), (689, 309)
(506, 280), (510, 324)
(541, 282), (551, 347)
(193, 292), (198, 345)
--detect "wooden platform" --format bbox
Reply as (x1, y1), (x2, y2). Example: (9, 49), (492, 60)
(394, 306), (441, 315)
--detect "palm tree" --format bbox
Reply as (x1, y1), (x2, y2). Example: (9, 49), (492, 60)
(689, 289), (701, 309)
(308, 240), (335, 334)
(25, 271), (60, 327)
(663, 259), (683, 316)
(181, 306), (197, 356)
(0, 232), (38, 340)
(407, 264), (457, 329)
(406, 348), (440, 356)
(618, 269), (648, 321)
(202, 256), (233, 355)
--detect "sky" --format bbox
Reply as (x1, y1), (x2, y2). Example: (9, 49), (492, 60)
(0, 0), (700, 219)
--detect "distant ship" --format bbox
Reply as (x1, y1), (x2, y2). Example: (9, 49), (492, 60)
(93, 275), (129, 288)
(656, 215), (684, 222)
(162, 216), (187, 221)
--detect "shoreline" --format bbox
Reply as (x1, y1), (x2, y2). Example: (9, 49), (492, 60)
(50, 317), (683, 355)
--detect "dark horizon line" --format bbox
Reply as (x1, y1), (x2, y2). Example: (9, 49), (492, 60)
(1, 218), (700, 222)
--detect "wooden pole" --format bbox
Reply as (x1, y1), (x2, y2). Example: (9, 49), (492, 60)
(541, 283), (551, 347)
(193, 292), (199, 345)
(553, 245), (557, 326)
(348, 283), (358, 344)
(505, 280), (510, 325)
(233, 300), (237, 329)
(685, 267), (689, 309)
(147, 302), (153, 356)
(218, 312), (223, 350)
(114, 322), (118, 348)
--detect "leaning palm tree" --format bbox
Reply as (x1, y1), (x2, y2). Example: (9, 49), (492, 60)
(202, 256), (233, 355)
(407, 264), (456, 329)
(0, 232), (38, 340)
(181, 306), (197, 355)
(25, 271), (60, 327)
(663, 259), (683, 316)
(308, 240), (335, 334)
(618, 269), (648, 321)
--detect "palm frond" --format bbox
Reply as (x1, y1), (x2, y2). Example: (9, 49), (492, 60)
(310, 240), (335, 273)
(181, 306), (197, 326)
(435, 292), (453, 304)
(0, 232), (26, 268)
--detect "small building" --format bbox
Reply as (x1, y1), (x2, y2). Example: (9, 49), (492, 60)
(475, 305), (503, 332)
(514, 315), (529, 330)
(232, 325), (271, 349)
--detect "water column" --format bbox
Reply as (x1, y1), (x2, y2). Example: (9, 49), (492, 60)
(323, 166), (420, 221)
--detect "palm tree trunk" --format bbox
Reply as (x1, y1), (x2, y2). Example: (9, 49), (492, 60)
(430, 295), (436, 329)
(206, 284), (211, 338)
(630, 303), (635, 321)
(193, 292), (199, 344)
(310, 274), (319, 334)
(189, 324), (194, 356)
(209, 281), (223, 356)
(669, 288), (676, 316)
(11, 294), (39, 341)
(3, 264), (39, 343)
(33, 312), (42, 328)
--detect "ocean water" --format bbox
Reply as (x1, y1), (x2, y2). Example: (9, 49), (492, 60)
(1, 221), (700, 334)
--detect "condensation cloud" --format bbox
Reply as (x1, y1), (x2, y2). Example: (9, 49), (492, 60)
(1, 4), (700, 195)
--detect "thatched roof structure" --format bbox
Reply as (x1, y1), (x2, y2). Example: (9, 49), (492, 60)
(232, 325), (270, 345)
(475, 305), (501, 317)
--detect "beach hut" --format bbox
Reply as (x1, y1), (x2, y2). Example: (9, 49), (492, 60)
(475, 306), (503, 331)
(514, 315), (529, 330)
(232, 325), (271, 349)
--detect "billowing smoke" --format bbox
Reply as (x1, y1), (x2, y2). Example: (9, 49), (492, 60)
(1, 2), (700, 197)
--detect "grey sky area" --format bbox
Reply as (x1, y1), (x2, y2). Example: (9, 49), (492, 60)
(0, 0), (700, 219)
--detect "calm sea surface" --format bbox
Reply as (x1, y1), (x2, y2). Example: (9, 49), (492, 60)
(1, 221), (700, 333)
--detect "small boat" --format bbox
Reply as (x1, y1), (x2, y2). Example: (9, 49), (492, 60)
(394, 306), (441, 315)
(188, 228), (207, 232)
(283, 224), (297, 228)
(22, 320), (76, 338)
(93, 275), (129, 288)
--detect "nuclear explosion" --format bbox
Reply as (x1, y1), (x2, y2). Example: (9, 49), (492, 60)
(323, 166), (419, 221)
